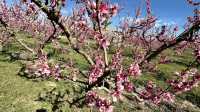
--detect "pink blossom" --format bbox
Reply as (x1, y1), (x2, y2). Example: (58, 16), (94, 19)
(167, 70), (200, 94)
(140, 90), (152, 99)
(50, 0), (56, 7)
(124, 81), (134, 92)
(110, 4), (119, 16)
(145, 81), (154, 91)
(85, 91), (113, 112)
(111, 90), (122, 102)
(111, 68), (128, 102)
(128, 63), (141, 77)
(89, 66), (103, 84)
(95, 34), (109, 48)
(111, 49), (122, 70)
(146, 0), (151, 15)
(100, 38), (109, 48)
(90, 1), (96, 9)
(99, 3), (109, 14)
(36, 59), (51, 76)
(161, 92), (175, 103)
(78, 34), (86, 43)
(138, 81), (175, 105)
(88, 56), (104, 84)
(85, 91), (97, 106)
(78, 7), (86, 15)
(51, 64), (61, 80)
(85, 0), (96, 9)
(91, 13), (98, 20)
(152, 96), (161, 105)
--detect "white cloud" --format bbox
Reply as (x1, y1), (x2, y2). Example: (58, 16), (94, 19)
(155, 19), (176, 27)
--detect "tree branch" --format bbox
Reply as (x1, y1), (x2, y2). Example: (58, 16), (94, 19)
(0, 18), (35, 53)
(31, 0), (94, 65)
(140, 21), (200, 65)
(12, 34), (35, 53)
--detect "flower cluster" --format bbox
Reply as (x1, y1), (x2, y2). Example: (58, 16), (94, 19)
(34, 57), (51, 77)
(145, 0), (157, 28)
(88, 55), (105, 84)
(146, 0), (151, 15)
(68, 1), (116, 48)
(128, 63), (141, 77)
(112, 68), (134, 102)
(84, 0), (119, 25)
(155, 25), (167, 42)
(25, 55), (61, 80)
(139, 81), (175, 105)
(26, 3), (36, 14)
(94, 33), (110, 48)
(85, 91), (113, 112)
(71, 7), (87, 27)
(185, 5), (199, 28)
(112, 69), (126, 101)
(67, 11), (110, 48)
(167, 69), (200, 94)
(111, 63), (141, 102)
(110, 49), (122, 70)
(0, 1), (61, 39)
(51, 64), (62, 80)
(44, 0), (66, 10)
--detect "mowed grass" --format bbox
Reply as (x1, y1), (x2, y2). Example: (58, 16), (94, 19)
(0, 55), (51, 111)
(1, 32), (200, 111)
(0, 54), (91, 112)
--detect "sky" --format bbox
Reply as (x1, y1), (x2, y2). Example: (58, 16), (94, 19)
(5, 0), (199, 27)
(61, 0), (198, 27)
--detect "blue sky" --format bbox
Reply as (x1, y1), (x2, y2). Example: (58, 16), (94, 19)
(62, 0), (197, 27)
(5, 0), (198, 27)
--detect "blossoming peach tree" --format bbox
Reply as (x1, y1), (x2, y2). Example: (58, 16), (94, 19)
(0, 0), (200, 111)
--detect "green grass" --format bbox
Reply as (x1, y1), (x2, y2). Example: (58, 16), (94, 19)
(0, 59), (51, 111)
(0, 54), (91, 112)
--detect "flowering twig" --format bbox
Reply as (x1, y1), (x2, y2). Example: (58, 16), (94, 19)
(141, 21), (200, 65)
(31, 0), (95, 65)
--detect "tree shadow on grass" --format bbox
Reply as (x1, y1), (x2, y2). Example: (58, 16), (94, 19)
(170, 60), (189, 67)
(35, 85), (86, 112)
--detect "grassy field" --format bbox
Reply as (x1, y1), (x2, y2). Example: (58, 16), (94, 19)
(1, 33), (200, 112)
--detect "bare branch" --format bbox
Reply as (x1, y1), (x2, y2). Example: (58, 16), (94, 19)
(0, 18), (35, 53)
